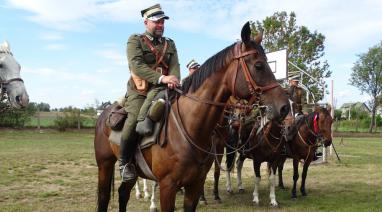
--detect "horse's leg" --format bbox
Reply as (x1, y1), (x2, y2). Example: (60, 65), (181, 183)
(300, 160), (311, 196)
(184, 179), (205, 212)
(225, 168), (233, 194)
(252, 161), (261, 206)
(97, 159), (116, 212)
(199, 181), (208, 205)
(269, 164), (278, 207)
(291, 159), (299, 199)
(149, 181), (158, 212)
(143, 179), (151, 200)
(134, 178), (142, 199)
(236, 154), (246, 193)
(213, 152), (223, 203)
(277, 157), (287, 189)
(118, 180), (136, 212)
(159, 180), (177, 212)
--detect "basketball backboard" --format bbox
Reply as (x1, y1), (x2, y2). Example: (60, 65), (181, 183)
(266, 49), (287, 80)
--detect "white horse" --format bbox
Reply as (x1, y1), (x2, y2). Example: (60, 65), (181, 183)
(0, 41), (29, 109)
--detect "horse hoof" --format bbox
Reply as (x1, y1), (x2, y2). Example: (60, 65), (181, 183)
(238, 189), (245, 193)
(227, 190), (234, 195)
(291, 196), (297, 200)
(136, 194), (143, 200)
(215, 198), (222, 204)
(150, 208), (158, 212)
(270, 201), (279, 208)
(301, 192), (307, 196)
(199, 200), (208, 206)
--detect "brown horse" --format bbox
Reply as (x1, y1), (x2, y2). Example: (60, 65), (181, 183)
(276, 106), (332, 199)
(94, 22), (290, 212)
(225, 118), (285, 207)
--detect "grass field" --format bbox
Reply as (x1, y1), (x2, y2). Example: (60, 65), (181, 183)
(0, 129), (381, 211)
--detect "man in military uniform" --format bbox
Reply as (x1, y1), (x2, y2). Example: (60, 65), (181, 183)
(120, 4), (180, 182)
(288, 79), (304, 115)
(186, 59), (200, 75)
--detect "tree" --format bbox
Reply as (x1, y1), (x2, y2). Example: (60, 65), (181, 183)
(334, 109), (342, 121)
(251, 11), (331, 101)
(350, 41), (382, 133)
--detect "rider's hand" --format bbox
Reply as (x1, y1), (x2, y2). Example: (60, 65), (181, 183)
(161, 75), (180, 89)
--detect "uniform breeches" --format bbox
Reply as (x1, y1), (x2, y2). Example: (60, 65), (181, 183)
(137, 87), (164, 121)
(120, 94), (145, 164)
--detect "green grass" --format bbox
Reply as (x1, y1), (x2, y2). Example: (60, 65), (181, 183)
(0, 129), (381, 211)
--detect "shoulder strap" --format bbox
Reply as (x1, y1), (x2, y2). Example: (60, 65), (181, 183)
(141, 35), (169, 69)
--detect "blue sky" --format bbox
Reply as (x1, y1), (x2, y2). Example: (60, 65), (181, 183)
(1, 0), (381, 109)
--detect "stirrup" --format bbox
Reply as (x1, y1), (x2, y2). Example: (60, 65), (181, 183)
(119, 163), (137, 182)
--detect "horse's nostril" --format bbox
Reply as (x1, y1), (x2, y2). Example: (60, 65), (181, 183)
(16, 95), (21, 103)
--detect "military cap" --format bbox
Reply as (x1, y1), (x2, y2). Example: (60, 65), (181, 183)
(141, 4), (169, 21)
(186, 59), (200, 69)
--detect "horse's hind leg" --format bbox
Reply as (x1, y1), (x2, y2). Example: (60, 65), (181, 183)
(97, 159), (116, 212)
(118, 180), (136, 212)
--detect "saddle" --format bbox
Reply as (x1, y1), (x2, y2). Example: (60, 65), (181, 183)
(106, 90), (174, 180)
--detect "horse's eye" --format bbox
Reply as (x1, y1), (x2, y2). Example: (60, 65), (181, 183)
(255, 62), (263, 70)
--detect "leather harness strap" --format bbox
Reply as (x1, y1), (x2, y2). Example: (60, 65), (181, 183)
(142, 36), (169, 75)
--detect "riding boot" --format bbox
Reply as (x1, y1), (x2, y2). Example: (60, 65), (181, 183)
(120, 121), (139, 182)
(135, 117), (154, 136)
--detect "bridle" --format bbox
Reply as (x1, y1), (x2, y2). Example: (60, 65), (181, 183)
(0, 52), (24, 103)
(175, 41), (281, 109)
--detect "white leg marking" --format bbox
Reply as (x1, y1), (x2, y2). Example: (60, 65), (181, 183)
(237, 159), (244, 191)
(135, 178), (142, 199)
(269, 172), (278, 207)
(226, 169), (233, 193)
(149, 181), (158, 212)
(143, 179), (151, 200)
(252, 176), (261, 205)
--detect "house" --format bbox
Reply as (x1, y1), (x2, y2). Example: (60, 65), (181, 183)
(340, 102), (371, 120)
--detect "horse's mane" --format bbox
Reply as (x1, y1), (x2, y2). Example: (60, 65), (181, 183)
(297, 107), (330, 129)
(181, 43), (236, 93)
(0, 46), (12, 55)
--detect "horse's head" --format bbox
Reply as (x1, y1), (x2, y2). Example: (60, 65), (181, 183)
(229, 22), (289, 122)
(0, 41), (29, 108)
(313, 106), (333, 147)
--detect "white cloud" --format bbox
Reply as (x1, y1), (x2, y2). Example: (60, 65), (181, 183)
(44, 43), (66, 50)
(7, 0), (382, 52)
(95, 49), (126, 66)
(40, 32), (63, 41)
(23, 66), (109, 86)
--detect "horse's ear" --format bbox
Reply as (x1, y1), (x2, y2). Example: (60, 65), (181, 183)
(1, 41), (10, 51)
(326, 104), (332, 114)
(254, 32), (263, 45)
(314, 105), (321, 113)
(241, 21), (251, 44)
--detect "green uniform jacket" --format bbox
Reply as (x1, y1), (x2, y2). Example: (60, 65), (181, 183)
(126, 31), (180, 95)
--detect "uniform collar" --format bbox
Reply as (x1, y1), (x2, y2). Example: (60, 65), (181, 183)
(144, 31), (163, 43)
